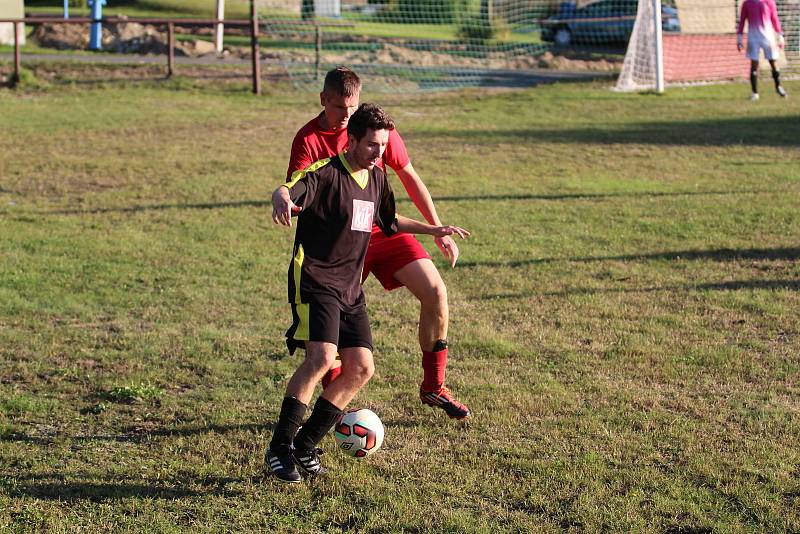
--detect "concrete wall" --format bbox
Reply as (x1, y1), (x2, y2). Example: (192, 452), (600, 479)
(675, 0), (737, 34)
(0, 0), (25, 46)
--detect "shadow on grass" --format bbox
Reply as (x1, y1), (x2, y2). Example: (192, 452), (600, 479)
(428, 115), (800, 147)
(481, 278), (800, 300)
(461, 246), (800, 269)
(431, 188), (789, 203)
(47, 71), (257, 86)
(47, 199), (272, 215)
(3, 472), (250, 501)
(1, 422), (274, 445)
(34, 188), (788, 216)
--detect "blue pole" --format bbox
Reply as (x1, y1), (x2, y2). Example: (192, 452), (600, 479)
(64, 0), (69, 19)
(88, 0), (106, 51)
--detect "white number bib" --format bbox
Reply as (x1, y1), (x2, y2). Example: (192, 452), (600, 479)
(351, 199), (375, 233)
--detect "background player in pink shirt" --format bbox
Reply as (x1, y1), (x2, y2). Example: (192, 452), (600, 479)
(279, 66), (471, 420)
(737, 0), (788, 100)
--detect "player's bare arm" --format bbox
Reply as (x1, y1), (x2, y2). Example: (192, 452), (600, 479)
(395, 163), (461, 267)
(395, 215), (470, 240)
(271, 185), (301, 227)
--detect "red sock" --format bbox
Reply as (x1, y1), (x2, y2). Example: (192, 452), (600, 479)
(421, 347), (447, 392)
(321, 365), (342, 390)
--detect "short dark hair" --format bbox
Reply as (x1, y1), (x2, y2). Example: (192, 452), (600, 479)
(347, 104), (395, 141)
(323, 66), (361, 97)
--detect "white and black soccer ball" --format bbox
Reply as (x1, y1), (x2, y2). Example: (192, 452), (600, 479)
(333, 408), (384, 458)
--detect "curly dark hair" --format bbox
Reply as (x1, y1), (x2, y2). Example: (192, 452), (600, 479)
(347, 103), (395, 141)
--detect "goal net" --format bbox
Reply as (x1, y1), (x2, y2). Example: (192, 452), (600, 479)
(255, 0), (598, 92)
(617, 0), (800, 91)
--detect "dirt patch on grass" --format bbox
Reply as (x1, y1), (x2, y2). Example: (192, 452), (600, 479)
(32, 22), (217, 57)
(29, 22), (622, 72)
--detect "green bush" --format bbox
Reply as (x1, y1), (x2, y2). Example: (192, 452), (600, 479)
(457, 13), (494, 41)
(456, 3), (509, 42)
(301, 0), (313, 20)
(378, 0), (468, 24)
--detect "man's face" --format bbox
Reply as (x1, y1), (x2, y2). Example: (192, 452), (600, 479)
(348, 128), (389, 171)
(320, 90), (360, 131)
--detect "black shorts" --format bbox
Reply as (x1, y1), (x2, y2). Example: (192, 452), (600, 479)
(285, 295), (373, 355)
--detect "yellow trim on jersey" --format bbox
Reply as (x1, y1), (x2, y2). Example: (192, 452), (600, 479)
(292, 244), (304, 304)
(287, 157), (332, 188)
(339, 152), (368, 190)
(290, 244), (310, 340)
(294, 303), (310, 341)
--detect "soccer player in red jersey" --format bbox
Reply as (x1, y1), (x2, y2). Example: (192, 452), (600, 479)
(282, 66), (471, 420)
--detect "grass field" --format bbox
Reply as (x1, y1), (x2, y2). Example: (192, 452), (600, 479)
(0, 74), (799, 532)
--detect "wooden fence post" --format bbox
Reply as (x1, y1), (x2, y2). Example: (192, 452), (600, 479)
(250, 0), (261, 95)
(12, 22), (21, 86)
(167, 21), (175, 77)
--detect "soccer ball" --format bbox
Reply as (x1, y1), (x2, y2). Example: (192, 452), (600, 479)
(333, 408), (384, 458)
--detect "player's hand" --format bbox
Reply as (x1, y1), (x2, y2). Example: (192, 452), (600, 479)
(435, 235), (460, 268)
(737, 35), (744, 52)
(430, 225), (470, 240)
(272, 187), (302, 227)
(778, 34), (785, 49)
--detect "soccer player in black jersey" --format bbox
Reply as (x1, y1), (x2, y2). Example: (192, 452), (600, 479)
(266, 104), (470, 483)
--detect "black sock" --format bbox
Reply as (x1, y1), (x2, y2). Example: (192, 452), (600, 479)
(269, 396), (307, 452)
(750, 70), (758, 93)
(772, 68), (781, 90)
(293, 396), (343, 452)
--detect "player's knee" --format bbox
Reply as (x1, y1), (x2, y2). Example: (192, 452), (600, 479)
(420, 279), (448, 309)
(346, 358), (374, 385)
(361, 361), (375, 383)
(306, 347), (338, 371)
(433, 283), (448, 315)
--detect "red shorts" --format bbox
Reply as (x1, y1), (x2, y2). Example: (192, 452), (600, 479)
(362, 229), (431, 291)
